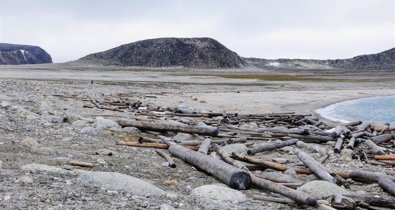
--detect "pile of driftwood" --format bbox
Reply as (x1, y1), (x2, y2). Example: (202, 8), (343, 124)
(85, 95), (395, 209)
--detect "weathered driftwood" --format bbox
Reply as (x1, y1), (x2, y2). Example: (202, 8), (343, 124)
(198, 138), (211, 154)
(69, 160), (94, 168)
(253, 171), (301, 183)
(343, 194), (395, 208)
(247, 139), (298, 155)
(340, 120), (363, 127)
(138, 136), (162, 143)
(379, 160), (395, 166)
(334, 136), (344, 153)
(232, 153), (287, 171)
(117, 119), (219, 136)
(211, 143), (249, 171)
(297, 151), (338, 184)
(294, 167), (350, 179)
(288, 134), (336, 143)
(331, 195), (356, 209)
(349, 170), (395, 183)
(117, 140), (199, 150)
(374, 154), (395, 160)
(347, 132), (364, 149)
(155, 150), (176, 168)
(364, 140), (385, 155)
(89, 96), (123, 112)
(257, 127), (309, 135)
(252, 195), (295, 205)
(168, 143), (251, 190)
(372, 133), (394, 144)
(378, 177), (395, 196)
(250, 175), (317, 206)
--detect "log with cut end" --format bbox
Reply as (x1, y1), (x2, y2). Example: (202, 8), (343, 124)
(250, 175), (317, 206)
(378, 177), (395, 196)
(349, 170), (395, 183)
(168, 143), (251, 190)
(155, 150), (176, 168)
(247, 139), (298, 155)
(232, 153), (287, 171)
(334, 136), (343, 153)
(117, 119), (219, 136)
(297, 151), (338, 184)
(364, 140), (385, 155)
(372, 133), (395, 144)
(198, 138), (211, 154)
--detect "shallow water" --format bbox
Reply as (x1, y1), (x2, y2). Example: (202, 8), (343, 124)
(316, 95), (395, 124)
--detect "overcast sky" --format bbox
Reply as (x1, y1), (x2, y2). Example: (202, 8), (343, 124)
(0, 0), (394, 63)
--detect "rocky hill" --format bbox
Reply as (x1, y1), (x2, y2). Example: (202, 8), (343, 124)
(244, 47), (395, 70)
(0, 43), (52, 65)
(78, 38), (246, 68)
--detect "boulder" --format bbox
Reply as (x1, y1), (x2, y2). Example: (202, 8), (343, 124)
(190, 184), (247, 209)
(297, 180), (350, 199)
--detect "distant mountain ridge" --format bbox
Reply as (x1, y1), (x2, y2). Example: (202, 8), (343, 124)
(0, 43), (52, 65)
(77, 37), (394, 70)
(79, 37), (245, 68)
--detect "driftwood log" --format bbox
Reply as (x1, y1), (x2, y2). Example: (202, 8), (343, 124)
(343, 194), (395, 208)
(349, 170), (395, 183)
(232, 153), (287, 171)
(211, 143), (249, 171)
(372, 133), (394, 144)
(167, 143), (251, 190)
(288, 134), (336, 143)
(374, 155), (395, 161)
(378, 177), (395, 196)
(69, 160), (94, 168)
(364, 140), (385, 155)
(198, 138), (211, 154)
(247, 139), (298, 155)
(297, 151), (338, 184)
(117, 119), (219, 136)
(155, 150), (176, 168)
(116, 140), (199, 150)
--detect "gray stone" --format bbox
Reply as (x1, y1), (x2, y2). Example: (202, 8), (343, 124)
(160, 204), (175, 210)
(21, 164), (70, 175)
(173, 132), (194, 142)
(77, 171), (165, 197)
(48, 115), (64, 123)
(20, 137), (39, 148)
(122, 127), (141, 134)
(297, 180), (350, 199)
(221, 144), (247, 154)
(95, 117), (120, 130)
(80, 127), (100, 136)
(19, 175), (34, 183)
(72, 120), (88, 128)
(191, 184), (247, 209)
(1, 101), (11, 108)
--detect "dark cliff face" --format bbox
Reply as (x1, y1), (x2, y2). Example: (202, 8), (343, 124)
(0, 43), (53, 65)
(79, 38), (246, 68)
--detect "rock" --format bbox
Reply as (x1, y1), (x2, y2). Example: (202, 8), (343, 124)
(19, 176), (34, 183)
(122, 127), (141, 134)
(77, 171), (165, 197)
(1, 101), (11, 108)
(21, 164), (70, 175)
(160, 204), (175, 210)
(80, 127), (99, 136)
(72, 120), (88, 128)
(221, 144), (247, 154)
(341, 149), (353, 161)
(20, 137), (39, 148)
(297, 180), (350, 199)
(191, 184), (247, 209)
(95, 118), (120, 130)
(173, 132), (194, 142)
(272, 158), (288, 164)
(48, 115), (64, 123)
(94, 149), (116, 156)
(162, 179), (177, 186)
(239, 122), (259, 130)
(177, 105), (195, 114)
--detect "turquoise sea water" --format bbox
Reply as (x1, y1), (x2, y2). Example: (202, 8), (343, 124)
(316, 95), (395, 124)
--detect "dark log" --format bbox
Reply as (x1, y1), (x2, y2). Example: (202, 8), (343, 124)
(250, 175), (317, 206)
(155, 150), (176, 168)
(198, 138), (211, 154)
(252, 195), (295, 204)
(334, 136), (343, 153)
(378, 177), (395, 196)
(288, 134), (336, 143)
(297, 151), (338, 184)
(343, 194), (395, 208)
(364, 140), (385, 155)
(117, 119), (219, 136)
(257, 127), (309, 135)
(247, 139), (298, 155)
(211, 143), (249, 171)
(372, 134), (395, 144)
(232, 153), (287, 171)
(349, 170), (395, 183)
(168, 143), (251, 190)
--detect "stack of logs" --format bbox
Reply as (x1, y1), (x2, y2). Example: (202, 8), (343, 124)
(85, 95), (395, 209)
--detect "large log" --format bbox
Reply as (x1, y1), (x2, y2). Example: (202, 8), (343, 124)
(116, 140), (199, 150)
(372, 133), (394, 144)
(288, 134), (336, 143)
(349, 170), (395, 183)
(232, 153), (287, 171)
(297, 151), (338, 184)
(334, 136), (344, 153)
(378, 177), (395, 196)
(117, 119), (219, 136)
(364, 140), (385, 155)
(211, 143), (249, 171)
(250, 175), (317, 206)
(168, 143), (251, 190)
(247, 139), (298, 155)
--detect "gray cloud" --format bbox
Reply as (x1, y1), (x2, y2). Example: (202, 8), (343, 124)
(1, 0), (394, 62)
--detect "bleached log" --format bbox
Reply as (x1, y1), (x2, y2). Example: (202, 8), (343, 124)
(378, 177), (395, 196)
(232, 153), (287, 171)
(297, 151), (338, 184)
(364, 140), (385, 155)
(155, 150), (176, 168)
(349, 170), (395, 183)
(198, 138), (211, 154)
(247, 139), (298, 155)
(372, 134), (394, 144)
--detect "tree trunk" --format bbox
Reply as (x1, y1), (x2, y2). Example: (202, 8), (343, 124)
(247, 139), (298, 155)
(168, 144), (251, 190)
(364, 140), (385, 155)
(288, 134), (336, 143)
(378, 177), (395, 196)
(297, 151), (338, 184)
(372, 134), (394, 144)
(349, 170), (395, 183)
(198, 138), (211, 154)
(117, 119), (219, 136)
